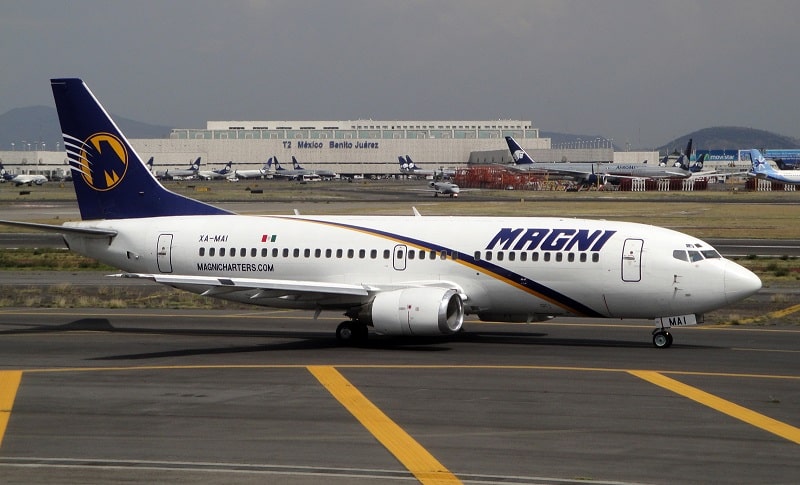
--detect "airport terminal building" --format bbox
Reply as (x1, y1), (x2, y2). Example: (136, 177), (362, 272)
(1, 118), (648, 179)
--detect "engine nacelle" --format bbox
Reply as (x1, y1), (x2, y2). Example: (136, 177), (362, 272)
(367, 287), (464, 336)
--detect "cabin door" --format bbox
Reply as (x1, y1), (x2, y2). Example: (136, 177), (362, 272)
(393, 244), (407, 271)
(157, 233), (174, 273)
(621, 238), (643, 282)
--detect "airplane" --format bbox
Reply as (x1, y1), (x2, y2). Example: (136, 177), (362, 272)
(197, 161), (233, 180)
(293, 156), (337, 180)
(747, 148), (800, 184)
(399, 156), (455, 178)
(235, 157), (275, 179)
(0, 162), (48, 186)
(164, 157), (202, 180)
(145, 157), (155, 174)
(410, 180), (463, 197)
(505, 136), (698, 185)
(0, 78), (762, 349)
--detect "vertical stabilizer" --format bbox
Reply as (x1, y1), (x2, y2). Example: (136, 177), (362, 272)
(51, 78), (231, 220)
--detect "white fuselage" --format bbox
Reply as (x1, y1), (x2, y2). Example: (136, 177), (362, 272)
(63, 215), (759, 321)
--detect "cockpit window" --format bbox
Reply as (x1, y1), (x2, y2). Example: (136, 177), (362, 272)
(688, 250), (704, 262)
(701, 250), (722, 259)
(673, 250), (688, 262)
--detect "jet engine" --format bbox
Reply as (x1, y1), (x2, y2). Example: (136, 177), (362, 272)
(366, 287), (464, 336)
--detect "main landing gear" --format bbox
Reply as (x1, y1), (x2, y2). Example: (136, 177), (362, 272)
(652, 328), (673, 348)
(336, 320), (369, 345)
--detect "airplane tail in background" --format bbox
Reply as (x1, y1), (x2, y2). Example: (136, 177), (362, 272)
(274, 157), (285, 171)
(291, 156), (304, 170)
(398, 156), (409, 171)
(51, 78), (231, 220)
(264, 157), (274, 170)
(505, 136), (535, 165)
(191, 157), (202, 170)
(749, 149), (773, 174)
(404, 156), (420, 171)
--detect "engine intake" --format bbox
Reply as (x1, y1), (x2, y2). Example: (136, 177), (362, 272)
(367, 287), (464, 336)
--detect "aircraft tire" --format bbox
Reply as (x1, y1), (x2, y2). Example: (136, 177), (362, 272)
(652, 330), (673, 348)
(336, 321), (368, 345)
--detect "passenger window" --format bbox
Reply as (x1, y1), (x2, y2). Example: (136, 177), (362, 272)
(283, 248), (289, 257)
(272, 248), (279, 257)
(430, 250), (436, 259)
(304, 248), (311, 257)
(418, 251), (425, 260)
(520, 252), (527, 261)
(509, 252), (515, 261)
(220, 248), (226, 256)
(326, 249), (332, 258)
(474, 251), (481, 260)
(359, 249), (366, 258)
(580, 253), (587, 262)
(440, 250), (447, 260)
(370, 249), (377, 259)
(231, 248), (236, 258)
(543, 253), (551, 262)
(240, 248), (246, 257)
(485, 251), (492, 261)
(261, 248), (268, 257)
(396, 249), (404, 259)
(532, 252), (539, 262)
(209, 248), (215, 256)
(347, 249), (354, 258)
(567, 253), (574, 262)
(408, 250), (415, 260)
(497, 252), (504, 261)
(592, 253), (599, 262)
(383, 249), (390, 259)
(336, 249), (343, 258)
(315, 249), (321, 258)
(199, 247), (205, 256)
(293, 248), (300, 258)
(673, 250), (688, 262)
(555, 253), (562, 262)
(251, 248), (257, 257)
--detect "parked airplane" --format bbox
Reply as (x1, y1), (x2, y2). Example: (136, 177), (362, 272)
(235, 157), (275, 179)
(0, 162), (48, 186)
(272, 157), (319, 180)
(399, 156), (455, 178)
(293, 157), (337, 180)
(748, 149), (800, 184)
(197, 161), (233, 180)
(0, 78), (762, 349)
(505, 136), (697, 185)
(164, 157), (201, 180)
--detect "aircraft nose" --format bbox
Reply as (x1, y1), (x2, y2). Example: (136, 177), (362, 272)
(724, 262), (762, 304)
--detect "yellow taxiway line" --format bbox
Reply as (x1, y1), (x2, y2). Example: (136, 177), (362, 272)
(0, 371), (23, 448)
(308, 365), (461, 485)
(630, 370), (800, 445)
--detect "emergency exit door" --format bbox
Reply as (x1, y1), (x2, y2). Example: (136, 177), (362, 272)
(157, 234), (173, 273)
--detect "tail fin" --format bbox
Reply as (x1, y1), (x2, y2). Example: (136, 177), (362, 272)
(505, 136), (535, 165)
(264, 157), (273, 170)
(690, 153), (706, 172)
(145, 157), (154, 172)
(684, 138), (693, 159)
(398, 156), (409, 170)
(405, 156), (420, 171)
(274, 157), (285, 171)
(51, 78), (231, 220)
(190, 157), (202, 171)
(749, 149), (772, 174)
(291, 156), (304, 169)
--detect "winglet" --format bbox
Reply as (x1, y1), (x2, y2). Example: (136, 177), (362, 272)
(51, 78), (232, 220)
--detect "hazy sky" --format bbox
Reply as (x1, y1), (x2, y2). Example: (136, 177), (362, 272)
(2, 0), (798, 148)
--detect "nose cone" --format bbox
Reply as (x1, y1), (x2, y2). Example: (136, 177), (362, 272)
(725, 262), (762, 304)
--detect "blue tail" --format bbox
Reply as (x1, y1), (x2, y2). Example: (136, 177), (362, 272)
(51, 78), (231, 220)
(504, 136), (535, 165)
(749, 149), (773, 174)
(291, 156), (305, 170)
(405, 156), (420, 171)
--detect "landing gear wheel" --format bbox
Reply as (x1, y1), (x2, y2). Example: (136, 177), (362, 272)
(336, 321), (368, 345)
(652, 330), (673, 348)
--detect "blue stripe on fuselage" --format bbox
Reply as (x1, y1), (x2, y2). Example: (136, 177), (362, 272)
(269, 217), (606, 317)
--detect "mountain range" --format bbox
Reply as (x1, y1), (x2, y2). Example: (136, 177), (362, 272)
(2, 106), (798, 153)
